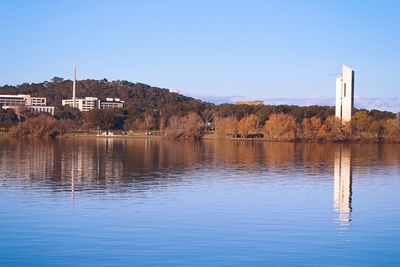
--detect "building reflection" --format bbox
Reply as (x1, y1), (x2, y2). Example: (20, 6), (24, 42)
(333, 146), (352, 226)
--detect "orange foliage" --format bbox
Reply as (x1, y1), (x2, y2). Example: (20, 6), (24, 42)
(317, 116), (345, 142)
(263, 113), (297, 141)
(214, 116), (239, 138)
(8, 115), (66, 138)
(302, 116), (322, 141)
(165, 113), (205, 139)
(382, 118), (400, 143)
(348, 111), (382, 141)
(238, 114), (260, 137)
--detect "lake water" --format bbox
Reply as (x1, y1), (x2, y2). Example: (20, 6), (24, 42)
(0, 137), (399, 266)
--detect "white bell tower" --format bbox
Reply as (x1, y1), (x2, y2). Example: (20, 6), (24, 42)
(335, 65), (354, 124)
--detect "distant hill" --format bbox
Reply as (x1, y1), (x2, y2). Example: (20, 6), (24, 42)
(0, 78), (207, 114)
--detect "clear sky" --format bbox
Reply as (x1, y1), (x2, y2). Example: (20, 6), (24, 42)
(1, 0), (400, 106)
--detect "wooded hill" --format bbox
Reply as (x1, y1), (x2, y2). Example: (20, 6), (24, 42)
(0, 78), (206, 114)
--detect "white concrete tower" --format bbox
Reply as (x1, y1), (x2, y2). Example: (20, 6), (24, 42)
(72, 65), (77, 108)
(335, 65), (354, 123)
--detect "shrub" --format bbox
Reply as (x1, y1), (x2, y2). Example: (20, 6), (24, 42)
(8, 115), (66, 138)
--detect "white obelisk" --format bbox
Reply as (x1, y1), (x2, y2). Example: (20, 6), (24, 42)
(73, 65), (77, 108)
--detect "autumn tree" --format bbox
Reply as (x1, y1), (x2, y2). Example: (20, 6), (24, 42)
(382, 117), (400, 142)
(123, 117), (143, 132)
(348, 111), (382, 141)
(302, 116), (322, 141)
(201, 108), (214, 131)
(263, 113), (298, 141)
(238, 114), (260, 138)
(8, 115), (66, 138)
(142, 113), (157, 132)
(214, 116), (239, 138)
(184, 113), (205, 139)
(317, 116), (345, 142)
(165, 112), (205, 139)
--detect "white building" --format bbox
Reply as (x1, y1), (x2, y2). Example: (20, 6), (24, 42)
(2, 105), (55, 115)
(62, 97), (100, 112)
(0, 94), (54, 115)
(0, 94), (46, 107)
(335, 65), (354, 123)
(62, 97), (124, 112)
(100, 98), (124, 109)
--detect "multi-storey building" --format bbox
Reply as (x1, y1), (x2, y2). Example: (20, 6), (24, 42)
(0, 94), (47, 106)
(100, 98), (124, 109)
(0, 94), (54, 115)
(26, 96), (46, 106)
(62, 97), (124, 112)
(62, 97), (101, 112)
(0, 95), (26, 106)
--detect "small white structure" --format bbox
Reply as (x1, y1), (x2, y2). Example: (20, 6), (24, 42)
(335, 65), (354, 123)
(234, 100), (264, 106)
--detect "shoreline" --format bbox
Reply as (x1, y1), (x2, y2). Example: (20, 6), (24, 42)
(2, 131), (397, 143)
(60, 132), (392, 143)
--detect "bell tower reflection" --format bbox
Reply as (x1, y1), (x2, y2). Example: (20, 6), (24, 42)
(333, 146), (352, 226)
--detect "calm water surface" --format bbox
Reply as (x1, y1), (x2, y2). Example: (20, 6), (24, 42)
(0, 137), (399, 266)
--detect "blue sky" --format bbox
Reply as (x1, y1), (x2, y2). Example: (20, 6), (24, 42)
(1, 0), (400, 109)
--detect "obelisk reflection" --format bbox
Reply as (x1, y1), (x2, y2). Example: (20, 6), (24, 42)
(71, 149), (75, 211)
(333, 146), (352, 226)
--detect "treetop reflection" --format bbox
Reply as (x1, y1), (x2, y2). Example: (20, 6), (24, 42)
(0, 137), (399, 194)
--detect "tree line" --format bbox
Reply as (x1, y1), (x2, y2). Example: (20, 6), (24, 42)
(2, 106), (400, 142)
(0, 78), (399, 141)
(215, 111), (400, 142)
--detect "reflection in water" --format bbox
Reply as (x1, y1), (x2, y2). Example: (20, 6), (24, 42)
(71, 148), (75, 211)
(1, 137), (400, 205)
(1, 138), (400, 266)
(334, 147), (352, 226)
(0, 138), (399, 191)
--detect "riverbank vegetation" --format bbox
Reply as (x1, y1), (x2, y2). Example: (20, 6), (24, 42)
(0, 79), (399, 142)
(7, 115), (67, 138)
(1, 106), (399, 142)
